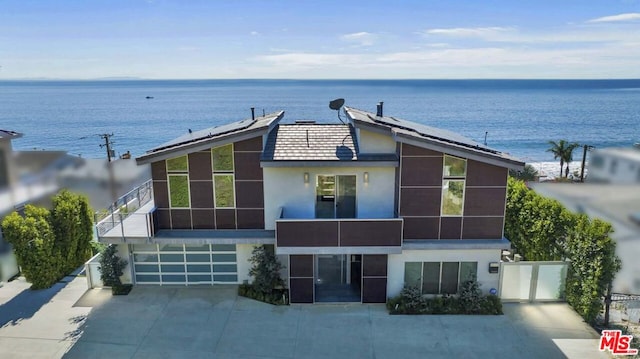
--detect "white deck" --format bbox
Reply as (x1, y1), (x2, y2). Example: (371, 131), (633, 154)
(98, 201), (155, 240)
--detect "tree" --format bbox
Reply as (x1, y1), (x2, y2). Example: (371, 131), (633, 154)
(509, 164), (538, 181)
(98, 244), (128, 287)
(248, 245), (284, 294)
(562, 142), (580, 178)
(0, 190), (94, 289)
(547, 140), (580, 178)
(1, 206), (63, 289)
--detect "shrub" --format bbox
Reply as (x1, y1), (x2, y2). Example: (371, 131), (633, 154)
(459, 274), (483, 314)
(99, 244), (128, 288)
(238, 245), (288, 305)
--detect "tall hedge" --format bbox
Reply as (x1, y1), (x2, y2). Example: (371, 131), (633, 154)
(505, 178), (620, 323)
(1, 190), (94, 289)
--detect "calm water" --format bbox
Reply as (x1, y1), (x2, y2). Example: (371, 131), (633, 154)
(1, 79), (639, 162)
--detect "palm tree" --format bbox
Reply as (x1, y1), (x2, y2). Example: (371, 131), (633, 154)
(562, 142), (580, 178)
(547, 140), (580, 178)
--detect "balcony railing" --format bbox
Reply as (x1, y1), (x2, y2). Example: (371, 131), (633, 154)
(275, 208), (403, 252)
(95, 180), (155, 242)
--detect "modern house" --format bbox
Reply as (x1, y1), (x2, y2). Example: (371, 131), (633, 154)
(96, 103), (524, 303)
(587, 145), (640, 184)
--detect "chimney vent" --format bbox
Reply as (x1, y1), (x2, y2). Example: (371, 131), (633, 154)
(377, 101), (384, 117)
(251, 107), (255, 121)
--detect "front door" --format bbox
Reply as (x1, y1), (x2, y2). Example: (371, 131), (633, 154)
(315, 175), (356, 219)
(315, 254), (361, 302)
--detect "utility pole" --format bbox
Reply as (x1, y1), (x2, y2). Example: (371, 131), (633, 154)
(99, 133), (118, 208)
(580, 144), (595, 183)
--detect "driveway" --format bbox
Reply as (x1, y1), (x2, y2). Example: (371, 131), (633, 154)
(0, 277), (607, 359)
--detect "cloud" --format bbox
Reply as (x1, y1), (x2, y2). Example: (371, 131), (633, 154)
(424, 27), (514, 38)
(587, 13), (640, 23)
(250, 31), (260, 36)
(340, 32), (376, 46)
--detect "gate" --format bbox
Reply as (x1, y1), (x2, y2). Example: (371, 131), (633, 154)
(498, 261), (569, 302)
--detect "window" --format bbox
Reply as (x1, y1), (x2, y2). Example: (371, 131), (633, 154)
(166, 155), (190, 208)
(441, 155), (466, 216)
(404, 261), (477, 295)
(212, 144), (235, 208)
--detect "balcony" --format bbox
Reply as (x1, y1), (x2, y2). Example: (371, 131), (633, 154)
(275, 208), (403, 255)
(95, 180), (156, 243)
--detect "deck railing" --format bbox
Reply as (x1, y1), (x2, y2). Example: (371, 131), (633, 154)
(95, 180), (153, 238)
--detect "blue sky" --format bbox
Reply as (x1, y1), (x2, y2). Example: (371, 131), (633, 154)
(1, 0), (639, 79)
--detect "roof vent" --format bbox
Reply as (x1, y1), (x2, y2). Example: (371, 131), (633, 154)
(251, 107), (255, 121)
(376, 101), (384, 117)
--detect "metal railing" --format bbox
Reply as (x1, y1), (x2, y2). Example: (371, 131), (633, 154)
(95, 180), (153, 238)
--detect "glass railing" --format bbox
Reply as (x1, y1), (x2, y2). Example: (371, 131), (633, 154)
(95, 180), (153, 238)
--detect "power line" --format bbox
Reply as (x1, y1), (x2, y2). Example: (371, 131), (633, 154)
(98, 133), (115, 162)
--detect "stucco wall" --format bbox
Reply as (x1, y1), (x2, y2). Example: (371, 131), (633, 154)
(263, 166), (396, 230)
(117, 244), (133, 284)
(357, 129), (396, 154)
(387, 249), (501, 297)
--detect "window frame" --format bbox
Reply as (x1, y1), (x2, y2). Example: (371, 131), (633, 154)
(404, 261), (478, 295)
(213, 173), (236, 208)
(166, 155), (191, 209)
(211, 144), (234, 173)
(441, 155), (467, 217)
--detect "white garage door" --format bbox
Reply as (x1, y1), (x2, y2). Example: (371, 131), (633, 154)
(131, 243), (238, 285)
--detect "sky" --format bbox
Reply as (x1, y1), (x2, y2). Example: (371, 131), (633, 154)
(1, 0), (639, 79)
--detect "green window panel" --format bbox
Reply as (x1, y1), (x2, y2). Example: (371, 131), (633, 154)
(212, 144), (234, 172)
(166, 156), (188, 172)
(168, 175), (190, 208)
(441, 180), (464, 216)
(214, 174), (235, 208)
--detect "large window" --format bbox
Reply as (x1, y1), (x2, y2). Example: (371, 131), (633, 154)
(212, 144), (235, 208)
(404, 261), (478, 295)
(166, 155), (190, 208)
(441, 155), (466, 216)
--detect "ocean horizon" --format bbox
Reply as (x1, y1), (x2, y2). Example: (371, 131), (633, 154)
(1, 79), (639, 162)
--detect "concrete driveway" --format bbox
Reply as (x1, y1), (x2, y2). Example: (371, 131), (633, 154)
(0, 277), (608, 359)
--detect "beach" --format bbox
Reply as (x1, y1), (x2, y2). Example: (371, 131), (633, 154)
(529, 161), (587, 181)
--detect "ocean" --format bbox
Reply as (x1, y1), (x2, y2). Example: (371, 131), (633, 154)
(1, 79), (639, 163)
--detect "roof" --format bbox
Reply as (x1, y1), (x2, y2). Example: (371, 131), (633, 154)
(262, 124), (358, 161)
(136, 111), (284, 165)
(0, 129), (23, 140)
(593, 147), (640, 163)
(344, 106), (524, 170)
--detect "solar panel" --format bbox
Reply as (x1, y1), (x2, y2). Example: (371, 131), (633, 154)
(152, 118), (255, 152)
(369, 114), (499, 155)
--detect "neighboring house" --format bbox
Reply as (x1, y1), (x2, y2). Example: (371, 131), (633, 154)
(96, 104), (523, 303)
(587, 145), (640, 184)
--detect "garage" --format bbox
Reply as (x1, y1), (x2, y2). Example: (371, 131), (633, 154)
(131, 243), (238, 285)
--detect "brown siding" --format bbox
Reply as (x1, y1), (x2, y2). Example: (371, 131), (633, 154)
(236, 209), (264, 229)
(152, 180), (169, 209)
(234, 152), (263, 180)
(289, 255), (314, 277)
(402, 144), (442, 156)
(156, 209), (171, 229)
(440, 217), (462, 240)
(235, 181), (264, 208)
(289, 278), (314, 303)
(362, 277), (387, 303)
(151, 161), (166, 181)
(403, 217), (440, 240)
(170, 209), (192, 229)
(466, 160), (508, 187)
(340, 221), (402, 247)
(362, 255), (387, 276)
(462, 217), (504, 239)
(188, 152), (212, 180)
(191, 209), (215, 229)
(399, 188), (441, 216)
(234, 137), (263, 151)
(276, 221), (339, 247)
(464, 188), (507, 216)
(401, 157), (443, 186)
(189, 181), (214, 209)
(215, 209), (236, 229)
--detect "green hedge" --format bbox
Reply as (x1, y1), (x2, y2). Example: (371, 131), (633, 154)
(505, 178), (620, 323)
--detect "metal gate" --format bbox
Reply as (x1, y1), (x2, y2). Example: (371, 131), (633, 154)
(498, 261), (569, 302)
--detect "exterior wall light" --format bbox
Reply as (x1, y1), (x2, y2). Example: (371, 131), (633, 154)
(304, 172), (310, 184)
(363, 172), (369, 184)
